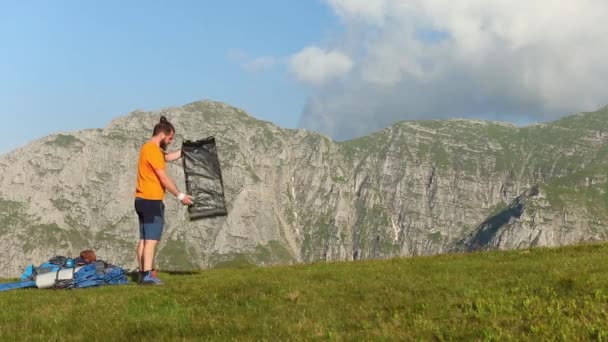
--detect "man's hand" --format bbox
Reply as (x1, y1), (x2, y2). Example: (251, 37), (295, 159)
(181, 195), (194, 206)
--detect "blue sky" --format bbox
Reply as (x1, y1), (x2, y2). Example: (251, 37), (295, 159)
(0, 0), (336, 153)
(3, 1), (607, 153)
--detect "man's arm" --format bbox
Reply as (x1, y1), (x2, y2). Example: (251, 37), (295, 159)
(153, 168), (193, 205)
(164, 150), (182, 162)
(153, 168), (181, 197)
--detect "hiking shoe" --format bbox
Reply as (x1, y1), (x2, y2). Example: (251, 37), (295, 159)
(137, 269), (158, 284)
(140, 271), (163, 285)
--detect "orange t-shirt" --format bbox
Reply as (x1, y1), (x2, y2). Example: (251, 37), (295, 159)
(135, 141), (166, 200)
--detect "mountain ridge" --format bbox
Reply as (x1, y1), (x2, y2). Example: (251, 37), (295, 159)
(1, 100), (608, 277)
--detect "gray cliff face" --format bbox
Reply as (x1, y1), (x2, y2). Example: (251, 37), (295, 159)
(1, 101), (608, 277)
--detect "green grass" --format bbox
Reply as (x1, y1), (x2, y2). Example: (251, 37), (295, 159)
(2, 243), (608, 340)
(0, 199), (27, 231)
(540, 164), (608, 219)
(45, 134), (82, 149)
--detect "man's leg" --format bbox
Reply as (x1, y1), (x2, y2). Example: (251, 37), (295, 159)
(140, 206), (164, 285)
(137, 240), (145, 271)
(135, 199), (146, 283)
(141, 239), (163, 285)
(143, 239), (158, 272)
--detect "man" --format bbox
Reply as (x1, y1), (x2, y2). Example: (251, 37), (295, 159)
(134, 116), (193, 285)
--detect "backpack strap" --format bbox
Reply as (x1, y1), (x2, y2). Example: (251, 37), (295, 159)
(94, 261), (106, 274)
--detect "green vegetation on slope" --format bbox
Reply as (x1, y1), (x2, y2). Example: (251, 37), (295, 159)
(540, 164), (608, 219)
(1, 243), (608, 340)
(335, 108), (608, 181)
(45, 134), (83, 149)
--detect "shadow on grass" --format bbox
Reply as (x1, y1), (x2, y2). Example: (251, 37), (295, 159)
(125, 270), (202, 282)
(126, 271), (139, 283)
(164, 270), (202, 276)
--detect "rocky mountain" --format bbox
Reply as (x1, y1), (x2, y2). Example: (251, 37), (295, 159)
(1, 101), (608, 278)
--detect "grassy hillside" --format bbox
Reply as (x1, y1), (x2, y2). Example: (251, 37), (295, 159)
(1, 243), (608, 341)
(340, 107), (608, 181)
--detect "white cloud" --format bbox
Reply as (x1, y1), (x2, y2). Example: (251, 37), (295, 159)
(327, 0), (389, 24)
(298, 0), (608, 139)
(243, 57), (277, 73)
(289, 46), (354, 85)
(226, 49), (248, 63)
(227, 50), (278, 73)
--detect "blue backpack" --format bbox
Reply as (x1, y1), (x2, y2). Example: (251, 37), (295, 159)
(20, 256), (70, 282)
(2, 258), (128, 293)
(52, 261), (128, 289)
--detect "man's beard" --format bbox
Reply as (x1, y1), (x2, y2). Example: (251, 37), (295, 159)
(160, 140), (167, 151)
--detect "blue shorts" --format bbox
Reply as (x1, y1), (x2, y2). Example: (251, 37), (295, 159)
(134, 198), (165, 241)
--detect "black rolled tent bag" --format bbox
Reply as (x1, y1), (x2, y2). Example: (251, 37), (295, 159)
(181, 137), (228, 220)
